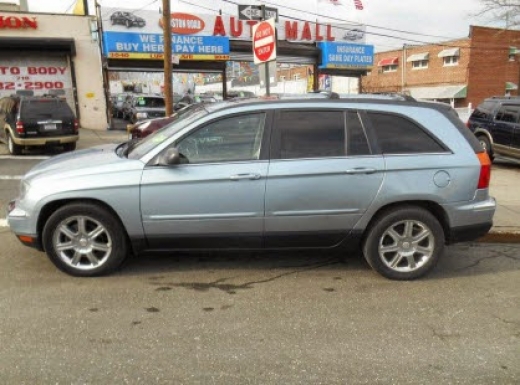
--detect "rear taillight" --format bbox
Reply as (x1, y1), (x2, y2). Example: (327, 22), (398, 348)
(73, 119), (79, 133)
(16, 121), (24, 134)
(477, 151), (491, 189)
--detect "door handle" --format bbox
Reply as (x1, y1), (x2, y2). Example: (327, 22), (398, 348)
(230, 173), (261, 181)
(345, 168), (377, 175)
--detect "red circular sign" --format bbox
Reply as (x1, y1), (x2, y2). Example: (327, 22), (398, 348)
(253, 21), (275, 63)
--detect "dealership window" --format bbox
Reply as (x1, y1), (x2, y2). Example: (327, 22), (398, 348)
(443, 56), (459, 66)
(382, 65), (398, 73)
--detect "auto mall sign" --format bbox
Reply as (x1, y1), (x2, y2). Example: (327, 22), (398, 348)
(0, 15), (37, 29)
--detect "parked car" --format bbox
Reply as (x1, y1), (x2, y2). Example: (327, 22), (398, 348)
(7, 96), (495, 279)
(110, 11), (146, 28)
(124, 94), (166, 123)
(0, 96), (78, 155)
(129, 104), (203, 139)
(467, 96), (520, 161)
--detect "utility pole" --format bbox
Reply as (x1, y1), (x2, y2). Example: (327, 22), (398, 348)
(162, 0), (173, 116)
(82, 0), (89, 15)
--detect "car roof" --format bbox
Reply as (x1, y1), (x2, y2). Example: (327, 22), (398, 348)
(202, 95), (456, 115)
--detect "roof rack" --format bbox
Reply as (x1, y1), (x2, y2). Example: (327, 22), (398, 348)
(490, 95), (520, 99)
(362, 92), (417, 102)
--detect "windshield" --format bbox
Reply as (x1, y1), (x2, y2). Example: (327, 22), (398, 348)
(127, 105), (208, 159)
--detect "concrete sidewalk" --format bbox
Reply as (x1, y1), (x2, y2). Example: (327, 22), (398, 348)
(77, 128), (520, 243)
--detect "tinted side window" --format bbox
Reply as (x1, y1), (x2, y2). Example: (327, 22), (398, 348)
(347, 111), (371, 156)
(368, 112), (445, 154)
(279, 110), (345, 159)
(495, 105), (520, 123)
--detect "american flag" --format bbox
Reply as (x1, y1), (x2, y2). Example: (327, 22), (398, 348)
(353, 0), (364, 10)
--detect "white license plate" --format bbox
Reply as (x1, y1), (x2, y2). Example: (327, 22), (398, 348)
(43, 124), (57, 130)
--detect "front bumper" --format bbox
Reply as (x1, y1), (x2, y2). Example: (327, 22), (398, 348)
(6, 200), (43, 251)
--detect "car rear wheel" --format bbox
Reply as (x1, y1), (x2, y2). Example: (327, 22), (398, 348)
(42, 203), (128, 277)
(7, 133), (22, 155)
(478, 135), (494, 161)
(362, 206), (444, 280)
(63, 142), (76, 152)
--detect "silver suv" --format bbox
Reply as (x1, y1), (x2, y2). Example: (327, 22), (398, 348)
(7, 97), (495, 279)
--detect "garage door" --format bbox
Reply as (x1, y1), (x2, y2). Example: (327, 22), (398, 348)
(0, 53), (75, 113)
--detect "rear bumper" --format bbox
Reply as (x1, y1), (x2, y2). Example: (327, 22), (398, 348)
(447, 222), (493, 244)
(13, 135), (78, 146)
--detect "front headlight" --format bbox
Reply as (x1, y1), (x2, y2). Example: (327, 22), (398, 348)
(136, 112), (148, 120)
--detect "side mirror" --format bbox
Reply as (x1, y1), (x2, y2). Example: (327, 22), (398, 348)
(159, 147), (181, 165)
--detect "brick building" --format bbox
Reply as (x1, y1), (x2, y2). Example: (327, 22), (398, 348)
(361, 26), (520, 108)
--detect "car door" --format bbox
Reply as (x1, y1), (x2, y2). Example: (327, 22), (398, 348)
(140, 111), (271, 249)
(498, 105), (520, 158)
(492, 104), (517, 150)
(264, 109), (385, 248)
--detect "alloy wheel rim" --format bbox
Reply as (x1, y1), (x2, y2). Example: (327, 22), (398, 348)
(378, 220), (434, 272)
(53, 215), (112, 271)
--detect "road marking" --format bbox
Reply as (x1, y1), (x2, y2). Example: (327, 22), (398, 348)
(0, 155), (50, 160)
(0, 175), (23, 180)
(0, 218), (8, 227)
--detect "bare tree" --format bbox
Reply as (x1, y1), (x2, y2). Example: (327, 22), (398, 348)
(478, 0), (520, 28)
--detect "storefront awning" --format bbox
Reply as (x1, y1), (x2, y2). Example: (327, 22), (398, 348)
(438, 48), (460, 57)
(406, 52), (429, 62)
(408, 85), (467, 100)
(377, 57), (398, 66)
(0, 37), (76, 55)
(506, 82), (518, 91)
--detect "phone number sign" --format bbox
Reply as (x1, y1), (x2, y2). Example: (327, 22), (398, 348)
(0, 65), (71, 92)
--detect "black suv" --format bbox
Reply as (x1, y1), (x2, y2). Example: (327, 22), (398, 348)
(467, 96), (520, 161)
(0, 96), (78, 155)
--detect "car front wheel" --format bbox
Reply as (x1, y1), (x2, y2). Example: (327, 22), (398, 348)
(362, 206), (444, 280)
(42, 203), (128, 277)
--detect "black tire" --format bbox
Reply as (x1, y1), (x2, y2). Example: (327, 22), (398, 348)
(7, 133), (22, 155)
(42, 203), (128, 277)
(63, 142), (76, 152)
(477, 135), (494, 161)
(362, 206), (444, 280)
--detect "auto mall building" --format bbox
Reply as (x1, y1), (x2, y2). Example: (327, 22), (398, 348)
(0, 5), (373, 130)
(0, 9), (106, 129)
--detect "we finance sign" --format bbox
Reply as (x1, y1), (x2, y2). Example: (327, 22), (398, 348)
(103, 32), (229, 60)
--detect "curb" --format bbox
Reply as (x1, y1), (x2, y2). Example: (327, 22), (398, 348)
(478, 229), (520, 243)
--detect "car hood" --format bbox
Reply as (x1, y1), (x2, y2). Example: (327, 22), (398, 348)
(24, 144), (142, 183)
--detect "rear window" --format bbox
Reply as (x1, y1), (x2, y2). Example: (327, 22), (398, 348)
(136, 97), (165, 108)
(470, 100), (496, 119)
(20, 100), (74, 120)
